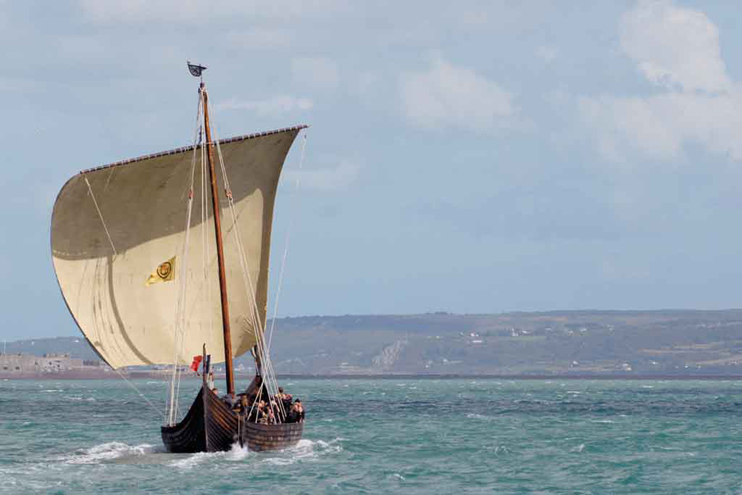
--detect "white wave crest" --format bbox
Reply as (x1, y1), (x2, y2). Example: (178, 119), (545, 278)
(170, 438), (343, 469)
(260, 438), (343, 466)
(65, 442), (158, 465)
(493, 445), (510, 455)
(466, 413), (494, 422)
(226, 442), (250, 461)
(171, 443), (250, 470)
(170, 451), (215, 470)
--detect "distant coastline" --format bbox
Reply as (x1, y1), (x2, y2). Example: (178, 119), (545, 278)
(7, 309), (742, 377)
(3, 372), (742, 381)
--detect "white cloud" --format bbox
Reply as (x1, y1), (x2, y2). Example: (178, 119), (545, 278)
(580, 0), (742, 162)
(216, 96), (313, 116)
(291, 58), (340, 90)
(399, 56), (516, 133)
(620, 0), (731, 93)
(580, 91), (742, 162)
(283, 160), (359, 191)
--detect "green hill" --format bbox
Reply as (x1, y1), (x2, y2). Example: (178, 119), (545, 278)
(8, 310), (742, 376)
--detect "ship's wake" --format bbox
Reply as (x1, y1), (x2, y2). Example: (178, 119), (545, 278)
(58, 437), (343, 470)
(169, 437), (344, 470)
(63, 442), (164, 465)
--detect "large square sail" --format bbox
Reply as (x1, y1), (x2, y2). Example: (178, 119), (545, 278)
(51, 126), (305, 369)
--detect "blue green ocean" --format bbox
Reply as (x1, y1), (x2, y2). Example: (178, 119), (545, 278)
(1, 378), (741, 494)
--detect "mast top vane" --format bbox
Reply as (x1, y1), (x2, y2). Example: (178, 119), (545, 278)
(187, 61), (207, 83)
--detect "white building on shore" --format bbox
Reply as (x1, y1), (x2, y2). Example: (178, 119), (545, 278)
(0, 353), (83, 374)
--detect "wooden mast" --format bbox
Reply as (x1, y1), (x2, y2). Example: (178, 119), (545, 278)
(201, 82), (235, 396)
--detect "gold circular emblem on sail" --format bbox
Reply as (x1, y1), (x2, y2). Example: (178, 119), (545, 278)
(157, 261), (173, 280)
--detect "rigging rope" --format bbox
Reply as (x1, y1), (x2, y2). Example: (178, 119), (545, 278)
(208, 101), (286, 413)
(267, 132), (308, 351)
(84, 174), (167, 421)
(167, 92), (202, 425)
(85, 177), (118, 256)
(114, 367), (166, 421)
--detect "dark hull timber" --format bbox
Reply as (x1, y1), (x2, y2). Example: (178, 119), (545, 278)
(161, 385), (304, 453)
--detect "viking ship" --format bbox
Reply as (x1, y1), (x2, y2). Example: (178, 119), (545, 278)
(50, 63), (306, 452)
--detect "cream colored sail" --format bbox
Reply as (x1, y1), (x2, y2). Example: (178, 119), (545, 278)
(51, 127), (305, 369)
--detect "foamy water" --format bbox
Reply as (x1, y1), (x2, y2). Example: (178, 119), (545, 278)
(63, 442), (161, 465)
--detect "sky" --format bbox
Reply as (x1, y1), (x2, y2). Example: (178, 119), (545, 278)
(2, 0), (742, 340)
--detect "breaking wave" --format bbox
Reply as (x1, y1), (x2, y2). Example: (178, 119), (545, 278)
(261, 438), (343, 466)
(63, 442), (160, 465)
(170, 438), (343, 470)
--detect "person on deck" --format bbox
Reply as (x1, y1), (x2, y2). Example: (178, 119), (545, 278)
(224, 393), (239, 408)
(247, 401), (260, 422)
(207, 371), (215, 390)
(258, 401), (273, 425)
(293, 399), (304, 423)
(287, 399), (304, 423)
(277, 387), (292, 410)
(286, 407), (297, 423)
(255, 399), (268, 423)
(266, 406), (276, 425)
(269, 400), (281, 423)
(212, 388), (219, 396)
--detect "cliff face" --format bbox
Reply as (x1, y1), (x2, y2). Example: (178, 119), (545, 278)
(11, 310), (742, 375)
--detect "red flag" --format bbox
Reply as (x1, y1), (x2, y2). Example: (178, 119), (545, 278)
(190, 355), (203, 373)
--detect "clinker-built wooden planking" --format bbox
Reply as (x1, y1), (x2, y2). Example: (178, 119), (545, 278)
(161, 384), (304, 453)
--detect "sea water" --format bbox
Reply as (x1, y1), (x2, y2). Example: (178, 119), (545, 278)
(1, 378), (741, 494)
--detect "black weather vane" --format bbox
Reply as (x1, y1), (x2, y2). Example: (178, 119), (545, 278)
(187, 61), (207, 81)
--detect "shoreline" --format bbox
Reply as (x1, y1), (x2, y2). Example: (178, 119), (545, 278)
(3, 372), (742, 381)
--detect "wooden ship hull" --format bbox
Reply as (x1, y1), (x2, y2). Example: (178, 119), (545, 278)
(161, 384), (304, 453)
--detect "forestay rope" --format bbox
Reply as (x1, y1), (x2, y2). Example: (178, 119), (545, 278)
(166, 93), (203, 425)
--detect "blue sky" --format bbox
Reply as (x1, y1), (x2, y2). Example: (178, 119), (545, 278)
(2, 0), (742, 340)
